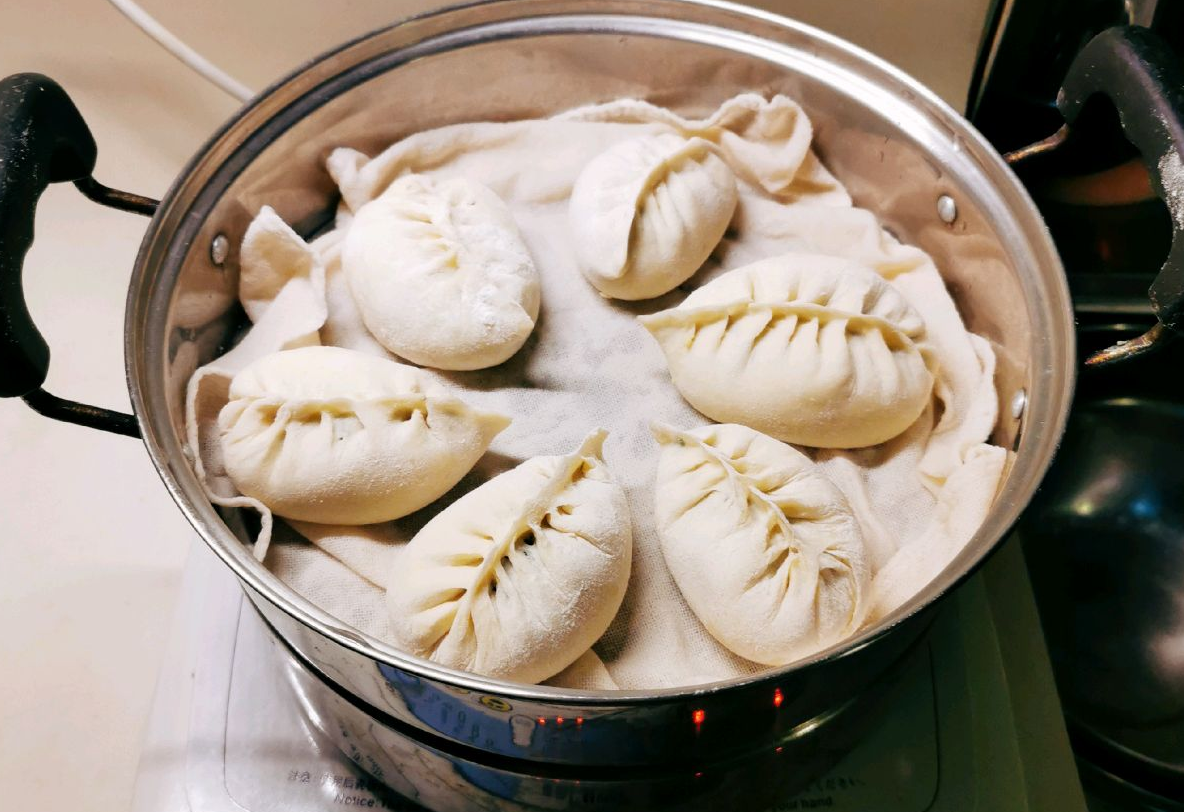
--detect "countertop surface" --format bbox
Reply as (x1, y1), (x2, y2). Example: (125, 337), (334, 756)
(0, 2), (988, 809)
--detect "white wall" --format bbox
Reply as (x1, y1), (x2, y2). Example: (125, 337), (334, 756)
(132, 0), (993, 110)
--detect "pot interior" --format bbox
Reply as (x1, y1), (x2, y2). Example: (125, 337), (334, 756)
(127, 0), (1073, 696)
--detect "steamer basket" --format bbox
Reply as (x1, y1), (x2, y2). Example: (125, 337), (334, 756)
(120, 0), (1074, 769)
(3, 0), (1078, 777)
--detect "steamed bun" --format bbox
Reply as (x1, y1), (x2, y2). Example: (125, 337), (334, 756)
(652, 423), (869, 665)
(568, 134), (738, 300)
(344, 174), (541, 371)
(385, 431), (631, 684)
(218, 346), (509, 525)
(640, 254), (934, 448)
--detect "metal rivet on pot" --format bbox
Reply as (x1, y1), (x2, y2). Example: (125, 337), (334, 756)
(1011, 388), (1027, 420)
(210, 234), (230, 266)
(937, 195), (957, 224)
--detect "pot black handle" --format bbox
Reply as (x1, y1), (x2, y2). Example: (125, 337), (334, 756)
(1057, 27), (1184, 365)
(0, 73), (157, 437)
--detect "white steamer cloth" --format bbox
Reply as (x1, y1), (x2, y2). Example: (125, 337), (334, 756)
(186, 94), (1007, 690)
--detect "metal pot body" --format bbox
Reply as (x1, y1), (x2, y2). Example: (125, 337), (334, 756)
(123, 0), (1074, 768)
(264, 598), (919, 812)
(247, 581), (935, 767)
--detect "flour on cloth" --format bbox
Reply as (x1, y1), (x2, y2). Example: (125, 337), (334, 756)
(185, 94), (1005, 690)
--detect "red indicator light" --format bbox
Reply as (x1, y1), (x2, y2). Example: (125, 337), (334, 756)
(775, 746), (784, 754)
(773, 688), (784, 708)
(694, 772), (703, 779)
(692, 709), (706, 726)
(537, 718), (546, 725)
(556, 717), (565, 725)
(576, 717), (584, 726)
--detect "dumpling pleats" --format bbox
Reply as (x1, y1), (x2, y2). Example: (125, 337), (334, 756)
(640, 254), (934, 448)
(218, 346), (509, 525)
(568, 134), (738, 300)
(652, 423), (869, 665)
(343, 174), (541, 370)
(385, 431), (632, 684)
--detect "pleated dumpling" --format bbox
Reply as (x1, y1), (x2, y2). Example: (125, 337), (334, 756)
(385, 431), (631, 684)
(652, 423), (869, 665)
(218, 346), (509, 525)
(568, 133), (738, 300)
(343, 174), (541, 370)
(640, 254), (934, 448)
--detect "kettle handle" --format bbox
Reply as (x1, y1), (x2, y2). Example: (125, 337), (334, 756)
(1008, 27), (1184, 366)
(0, 73), (157, 436)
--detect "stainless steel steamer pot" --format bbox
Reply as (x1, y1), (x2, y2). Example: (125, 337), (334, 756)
(4, 0), (1183, 792)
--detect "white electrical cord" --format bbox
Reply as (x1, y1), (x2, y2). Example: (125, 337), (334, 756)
(105, 0), (254, 103)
